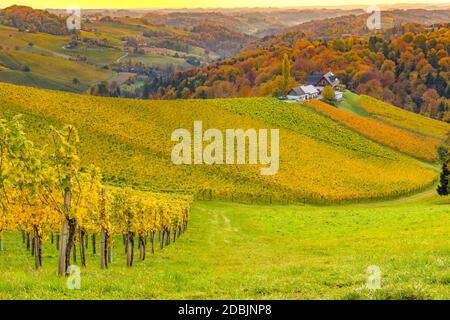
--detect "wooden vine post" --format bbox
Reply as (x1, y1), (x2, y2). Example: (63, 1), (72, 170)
(100, 188), (107, 269)
(58, 190), (70, 276)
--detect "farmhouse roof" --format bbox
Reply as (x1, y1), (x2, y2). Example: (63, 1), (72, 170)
(288, 85), (319, 96)
(300, 85), (319, 94)
(306, 72), (325, 86)
(306, 71), (340, 87)
(323, 72), (339, 87)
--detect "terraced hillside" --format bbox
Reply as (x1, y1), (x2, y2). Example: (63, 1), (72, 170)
(304, 99), (442, 162)
(358, 95), (450, 140)
(0, 83), (443, 203)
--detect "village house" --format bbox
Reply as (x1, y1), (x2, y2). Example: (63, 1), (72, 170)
(287, 71), (343, 102)
(287, 85), (319, 101)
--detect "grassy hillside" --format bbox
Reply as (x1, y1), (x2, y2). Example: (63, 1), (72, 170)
(0, 20), (227, 94)
(0, 50), (111, 89)
(0, 26), (113, 92)
(0, 23), (123, 65)
(0, 82), (441, 203)
(1, 195), (450, 299)
(128, 52), (191, 68)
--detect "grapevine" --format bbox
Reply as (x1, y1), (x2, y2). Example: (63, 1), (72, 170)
(0, 116), (192, 274)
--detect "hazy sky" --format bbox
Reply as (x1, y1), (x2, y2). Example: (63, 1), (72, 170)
(2, 1), (449, 9)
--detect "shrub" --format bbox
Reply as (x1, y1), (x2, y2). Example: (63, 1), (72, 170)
(322, 85), (336, 101)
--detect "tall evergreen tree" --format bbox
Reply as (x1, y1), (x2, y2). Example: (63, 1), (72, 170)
(437, 148), (449, 196)
(437, 162), (449, 196)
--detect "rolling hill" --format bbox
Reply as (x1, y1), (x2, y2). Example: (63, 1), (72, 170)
(0, 82), (445, 203)
(0, 25), (114, 92)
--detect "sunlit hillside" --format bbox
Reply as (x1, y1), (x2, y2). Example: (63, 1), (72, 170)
(0, 82), (443, 203)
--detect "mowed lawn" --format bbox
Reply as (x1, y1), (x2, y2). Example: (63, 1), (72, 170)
(1, 196), (450, 300)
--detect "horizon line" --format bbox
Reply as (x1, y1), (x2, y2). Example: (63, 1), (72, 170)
(3, 2), (450, 11)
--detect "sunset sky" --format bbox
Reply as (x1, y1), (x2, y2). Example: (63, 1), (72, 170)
(1, 0), (449, 9)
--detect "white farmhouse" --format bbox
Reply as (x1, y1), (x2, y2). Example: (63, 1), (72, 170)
(287, 71), (343, 102)
(287, 85), (319, 101)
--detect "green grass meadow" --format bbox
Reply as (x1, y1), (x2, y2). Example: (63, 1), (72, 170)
(336, 91), (370, 117)
(1, 192), (449, 300)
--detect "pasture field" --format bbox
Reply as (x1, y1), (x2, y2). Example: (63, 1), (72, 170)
(0, 68), (78, 91)
(128, 53), (191, 68)
(336, 91), (369, 117)
(0, 83), (439, 203)
(0, 50), (111, 85)
(62, 47), (123, 65)
(0, 25), (70, 54)
(0, 25), (123, 65)
(1, 194), (449, 300)
(0, 23), (211, 93)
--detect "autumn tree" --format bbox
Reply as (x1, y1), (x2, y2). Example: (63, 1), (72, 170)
(322, 85), (336, 101)
(149, 25), (449, 120)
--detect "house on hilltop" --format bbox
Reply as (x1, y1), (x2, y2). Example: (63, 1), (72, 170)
(287, 71), (343, 102)
(287, 85), (319, 101)
(306, 71), (340, 89)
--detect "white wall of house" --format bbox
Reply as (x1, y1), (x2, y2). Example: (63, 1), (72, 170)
(287, 93), (321, 101)
(287, 95), (307, 101)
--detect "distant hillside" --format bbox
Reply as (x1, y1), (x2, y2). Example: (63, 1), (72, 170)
(0, 5), (68, 35)
(0, 8), (250, 96)
(279, 9), (450, 40)
(0, 82), (443, 203)
(141, 9), (364, 37)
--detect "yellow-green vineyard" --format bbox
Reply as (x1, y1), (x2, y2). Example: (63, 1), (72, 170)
(0, 83), (446, 203)
(0, 116), (192, 273)
(304, 99), (441, 162)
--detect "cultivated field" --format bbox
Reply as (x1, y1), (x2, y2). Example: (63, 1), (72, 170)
(0, 83), (441, 203)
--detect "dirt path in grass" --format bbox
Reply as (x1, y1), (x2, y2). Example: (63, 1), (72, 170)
(346, 183), (439, 208)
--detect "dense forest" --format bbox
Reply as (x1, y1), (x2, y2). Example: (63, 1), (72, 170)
(146, 23), (450, 121)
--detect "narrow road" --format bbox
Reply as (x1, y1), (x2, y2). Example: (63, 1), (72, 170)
(341, 183), (439, 208)
(116, 52), (129, 63)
